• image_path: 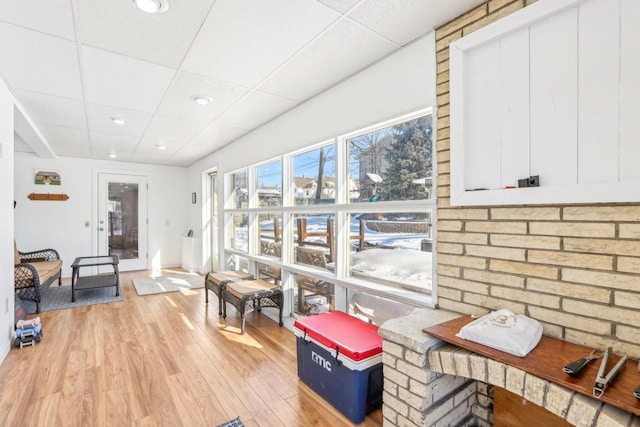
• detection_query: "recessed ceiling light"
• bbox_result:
[155,144,167,150]
[133,0,169,14]
[110,117,127,125]
[109,153,117,158]
[191,95,213,106]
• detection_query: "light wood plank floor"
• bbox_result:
[0,269,384,427]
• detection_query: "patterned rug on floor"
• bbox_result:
[20,283,123,314]
[132,273,204,296]
[216,417,245,427]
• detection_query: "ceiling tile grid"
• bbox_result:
[0,0,485,166]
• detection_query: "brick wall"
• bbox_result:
[435,0,640,357]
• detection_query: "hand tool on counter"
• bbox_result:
[563,348,602,377]
[593,347,627,398]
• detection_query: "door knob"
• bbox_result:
[99,227,104,231]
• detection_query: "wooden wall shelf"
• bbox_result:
[28,193,69,201]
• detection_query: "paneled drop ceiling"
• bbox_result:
[0,0,484,167]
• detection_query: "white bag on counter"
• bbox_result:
[456,309,543,357]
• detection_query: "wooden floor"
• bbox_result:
[0,269,384,427]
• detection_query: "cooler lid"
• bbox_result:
[293,311,382,361]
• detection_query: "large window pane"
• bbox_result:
[293,144,336,205]
[229,213,248,252]
[348,211,432,293]
[348,115,433,202]
[293,213,335,268]
[294,273,334,317]
[257,160,282,207]
[230,170,247,208]
[258,213,282,258]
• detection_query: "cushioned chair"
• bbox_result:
[14,242,63,313]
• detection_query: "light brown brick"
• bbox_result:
[437,59,449,74]
[486,359,506,388]
[466,244,526,261]
[463,293,525,313]
[437,93,450,108]
[437,242,464,255]
[436,49,449,65]
[437,149,450,162]
[436,138,450,152]
[614,291,640,310]
[620,224,640,239]
[437,71,450,85]
[436,4,487,39]
[564,206,640,221]
[490,207,560,220]
[463,2,524,35]
[436,186,450,198]
[565,237,640,256]
[490,234,560,250]
[437,265,461,277]
[437,174,450,186]
[565,329,640,359]
[439,209,489,220]
[595,404,634,427]
[523,373,547,406]
[439,276,489,294]
[464,269,525,288]
[439,254,487,270]
[505,366,525,396]
[438,162,450,174]
[436,113,449,129]
[490,259,558,280]
[438,287,462,301]
[562,268,640,291]
[491,286,560,309]
[616,325,640,344]
[437,298,489,317]
[436,30,463,52]
[529,222,615,237]
[439,231,487,244]
[466,221,527,234]
[489,0,523,13]
[528,306,611,335]
[566,394,599,427]
[438,103,450,118]
[618,257,640,274]
[563,299,640,325]
[527,250,613,270]
[545,383,574,420]
[527,278,610,303]
[436,82,450,98]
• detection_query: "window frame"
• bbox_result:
[223,108,437,309]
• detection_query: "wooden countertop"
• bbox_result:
[423,316,640,416]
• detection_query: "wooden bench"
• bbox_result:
[222,279,284,334]
[204,271,253,315]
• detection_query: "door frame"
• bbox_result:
[94,169,148,272]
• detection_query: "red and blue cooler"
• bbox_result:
[293,311,383,423]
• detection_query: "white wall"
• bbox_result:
[187,32,437,271]
[14,154,189,277]
[0,81,15,362]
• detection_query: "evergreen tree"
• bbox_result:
[379,116,432,200]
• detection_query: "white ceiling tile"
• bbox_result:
[349,0,486,45]
[0,0,76,40]
[174,143,216,158]
[157,71,249,121]
[218,91,298,130]
[73,0,215,68]
[81,45,175,113]
[89,132,140,154]
[129,150,176,165]
[135,138,183,155]
[181,0,340,87]
[189,122,247,148]
[0,22,83,99]
[37,124,90,148]
[86,103,152,137]
[14,90,87,129]
[144,115,208,143]
[317,0,360,14]
[259,18,397,102]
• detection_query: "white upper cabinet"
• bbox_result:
[450,0,640,206]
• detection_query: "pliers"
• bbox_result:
[563,348,602,377]
[593,347,627,398]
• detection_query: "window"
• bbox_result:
[223,110,435,318]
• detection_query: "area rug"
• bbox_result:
[132,273,204,296]
[217,417,244,427]
[20,284,123,314]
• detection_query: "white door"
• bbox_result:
[97,173,148,271]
